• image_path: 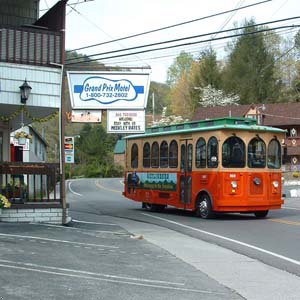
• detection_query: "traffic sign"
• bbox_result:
[64,136,74,163]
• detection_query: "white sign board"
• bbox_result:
[107,110,145,133]
[67,71,151,109]
[64,136,74,164]
[71,110,102,123]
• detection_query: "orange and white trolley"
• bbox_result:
[123,117,285,218]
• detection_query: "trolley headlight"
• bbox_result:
[272,181,279,188]
[231,181,238,189]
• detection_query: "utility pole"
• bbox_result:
[60,0,67,224]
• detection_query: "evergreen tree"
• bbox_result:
[222,19,278,104]
[190,48,222,112]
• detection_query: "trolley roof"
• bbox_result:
[124,117,286,140]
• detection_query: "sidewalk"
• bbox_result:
[113,215,300,300]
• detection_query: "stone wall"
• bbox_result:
[0,208,67,224]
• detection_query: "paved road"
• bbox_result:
[1,178,300,299]
[0,179,243,300]
[68,178,300,299]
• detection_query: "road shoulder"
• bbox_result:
[113,216,300,300]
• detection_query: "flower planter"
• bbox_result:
[17,137,27,145]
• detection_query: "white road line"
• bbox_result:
[72,219,118,226]
[283,206,300,211]
[0,233,118,249]
[0,259,183,286]
[0,262,226,295]
[142,213,300,267]
[68,181,82,197]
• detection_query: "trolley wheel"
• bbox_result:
[254,210,269,218]
[195,194,215,219]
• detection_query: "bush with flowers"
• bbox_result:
[14,131,32,139]
[0,194,11,208]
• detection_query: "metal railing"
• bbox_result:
[0,26,62,67]
[0,162,61,204]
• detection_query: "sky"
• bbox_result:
[40,0,300,83]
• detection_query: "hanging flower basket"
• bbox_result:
[0,194,11,209]
[18,137,27,145]
[14,131,32,145]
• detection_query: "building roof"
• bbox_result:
[125,117,285,140]
[28,125,48,147]
[192,103,300,127]
[114,139,126,154]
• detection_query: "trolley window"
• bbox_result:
[196,138,206,168]
[207,137,218,168]
[181,144,186,171]
[188,144,193,172]
[268,139,281,169]
[160,141,168,168]
[169,140,178,168]
[143,142,150,168]
[222,136,245,168]
[131,143,138,168]
[151,142,159,168]
[248,138,266,168]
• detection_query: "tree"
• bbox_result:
[151,107,188,126]
[146,81,170,117]
[169,72,192,119]
[222,19,278,104]
[189,48,222,112]
[75,124,119,177]
[196,48,221,89]
[166,51,194,86]
[198,85,240,107]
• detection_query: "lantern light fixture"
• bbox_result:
[19,79,32,104]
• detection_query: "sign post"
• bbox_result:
[64,136,74,164]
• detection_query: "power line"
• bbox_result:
[78,26,298,67]
[66,17,300,64]
[66,0,150,68]
[66,24,300,66]
[67,0,272,53]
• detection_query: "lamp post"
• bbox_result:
[19,79,32,104]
